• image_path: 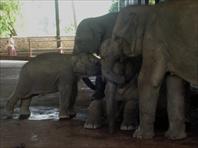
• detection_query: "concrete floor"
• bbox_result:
[0,60,198,148]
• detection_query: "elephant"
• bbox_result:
[101,0,198,139]
[73,12,118,100]
[102,40,191,135]
[5,52,100,120]
[87,39,169,132]
[84,53,142,131]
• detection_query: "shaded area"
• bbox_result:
[1,120,198,148]
[0,60,198,148]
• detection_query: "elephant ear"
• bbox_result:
[74,19,103,54]
[113,12,144,57]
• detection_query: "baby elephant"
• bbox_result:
[84,80,139,131]
[5,52,100,119]
[84,57,141,131]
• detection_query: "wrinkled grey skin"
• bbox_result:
[101,0,198,139]
[85,40,169,132]
[84,55,141,131]
[73,13,118,54]
[5,52,100,120]
[88,39,168,132]
[73,13,118,99]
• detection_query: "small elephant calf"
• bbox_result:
[5,52,100,119]
[84,57,141,131]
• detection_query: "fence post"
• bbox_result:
[28,38,32,57]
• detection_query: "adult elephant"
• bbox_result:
[73,12,118,100]
[101,0,198,139]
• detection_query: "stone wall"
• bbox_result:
[0,36,74,54]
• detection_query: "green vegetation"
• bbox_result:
[0,0,20,37]
[109,0,119,13]
[64,23,76,35]
[149,0,156,5]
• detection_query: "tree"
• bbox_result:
[109,0,119,13]
[0,0,20,37]
[64,23,76,35]
[145,0,160,5]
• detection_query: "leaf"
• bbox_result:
[0,0,20,37]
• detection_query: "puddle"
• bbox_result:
[29,107,59,120]
[10,106,88,121]
[0,60,27,68]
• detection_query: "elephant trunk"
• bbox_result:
[101,58,125,85]
[105,82,117,133]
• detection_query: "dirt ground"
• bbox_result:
[0,60,198,148]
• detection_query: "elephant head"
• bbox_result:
[72,53,101,77]
[73,19,102,54]
[72,13,118,92]
[100,38,142,133]
[101,6,149,84]
[100,39,126,84]
[73,13,117,55]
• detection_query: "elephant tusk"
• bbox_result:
[92,53,101,60]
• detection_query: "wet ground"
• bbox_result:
[0,60,198,148]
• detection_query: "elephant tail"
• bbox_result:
[82,77,96,90]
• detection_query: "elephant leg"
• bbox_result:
[59,80,77,120]
[5,92,20,118]
[105,82,118,133]
[84,99,104,129]
[19,98,31,120]
[133,52,166,139]
[165,75,186,140]
[120,99,139,131]
[67,78,78,117]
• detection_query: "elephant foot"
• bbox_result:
[4,105,14,119]
[133,126,154,139]
[120,116,138,131]
[165,129,187,140]
[120,122,138,131]
[84,100,104,129]
[19,109,30,120]
[19,114,30,120]
[59,111,76,120]
[84,121,102,129]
